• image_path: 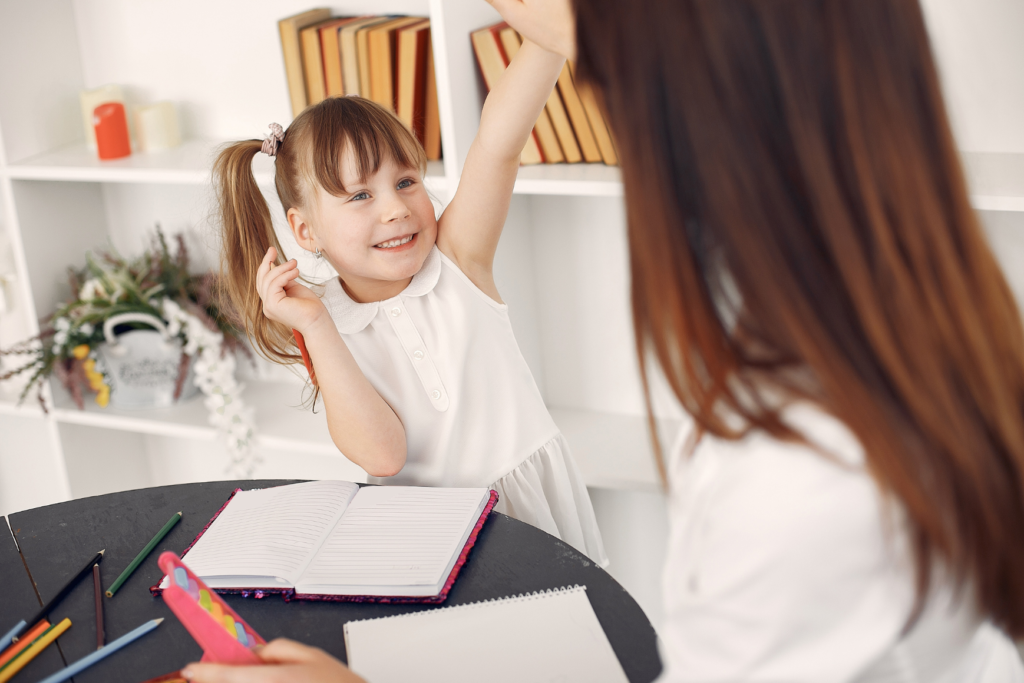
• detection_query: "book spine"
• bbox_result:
[557,63,602,162]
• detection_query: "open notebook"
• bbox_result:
[345,585,629,683]
[154,481,496,602]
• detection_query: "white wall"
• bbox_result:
[921,0,1024,153]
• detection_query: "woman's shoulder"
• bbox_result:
[689,404,897,574]
[661,405,917,680]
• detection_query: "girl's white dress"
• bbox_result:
[320,246,608,566]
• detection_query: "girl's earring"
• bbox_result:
[314,246,323,260]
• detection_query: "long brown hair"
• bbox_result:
[575,0,1024,633]
[214,96,426,365]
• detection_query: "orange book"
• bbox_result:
[498,27,569,164]
[556,63,602,162]
[278,8,331,116]
[300,21,330,107]
[569,62,618,165]
[424,33,442,161]
[471,23,543,165]
[341,16,392,97]
[396,19,431,143]
[368,16,426,111]
[320,17,361,98]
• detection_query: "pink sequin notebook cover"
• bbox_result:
[151,487,498,605]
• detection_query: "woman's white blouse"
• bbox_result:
[658,404,1024,682]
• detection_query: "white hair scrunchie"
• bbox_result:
[261,123,284,157]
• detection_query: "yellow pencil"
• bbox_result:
[0,618,71,683]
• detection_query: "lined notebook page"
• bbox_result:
[182,480,360,586]
[345,585,629,683]
[296,487,487,593]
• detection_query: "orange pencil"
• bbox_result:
[0,621,50,668]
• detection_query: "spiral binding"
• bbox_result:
[344,585,586,626]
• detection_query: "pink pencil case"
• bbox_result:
[158,552,266,664]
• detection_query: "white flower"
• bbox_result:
[54,330,68,346]
[52,343,61,354]
[54,317,71,332]
[80,322,94,336]
[79,279,106,302]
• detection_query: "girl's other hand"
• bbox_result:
[256,247,328,333]
[182,638,366,683]
[485,0,576,60]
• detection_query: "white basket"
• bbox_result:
[96,313,198,409]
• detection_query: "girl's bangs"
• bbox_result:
[308,97,425,197]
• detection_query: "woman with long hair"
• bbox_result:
[185,1,1024,680]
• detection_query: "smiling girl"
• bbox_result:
[213,39,606,565]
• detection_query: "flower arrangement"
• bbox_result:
[0,229,260,477]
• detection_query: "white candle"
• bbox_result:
[80,85,124,151]
[135,102,181,152]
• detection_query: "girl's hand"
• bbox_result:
[256,247,328,333]
[182,638,366,683]
[485,0,575,60]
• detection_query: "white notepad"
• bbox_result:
[344,585,630,683]
[163,481,492,598]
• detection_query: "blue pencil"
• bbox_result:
[34,618,164,683]
[0,621,25,650]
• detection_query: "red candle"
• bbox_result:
[93,102,131,160]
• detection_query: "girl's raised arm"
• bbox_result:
[435,39,564,298]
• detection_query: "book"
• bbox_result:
[557,63,603,162]
[341,16,393,97]
[569,61,619,165]
[344,585,630,683]
[278,8,331,117]
[424,33,442,160]
[368,17,426,111]
[471,23,544,165]
[154,481,497,602]
[300,21,330,107]
[396,19,431,142]
[497,27,570,164]
[320,17,361,98]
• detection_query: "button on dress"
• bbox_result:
[321,246,608,566]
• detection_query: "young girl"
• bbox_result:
[214,39,607,565]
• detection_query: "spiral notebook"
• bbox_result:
[344,585,629,682]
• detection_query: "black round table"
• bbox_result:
[7,480,662,683]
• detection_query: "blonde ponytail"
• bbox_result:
[214,140,298,365]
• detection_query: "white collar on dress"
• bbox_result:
[321,246,442,334]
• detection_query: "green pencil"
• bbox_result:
[105,511,182,598]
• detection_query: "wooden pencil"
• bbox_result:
[0,619,71,683]
[11,549,103,643]
[106,512,181,598]
[0,621,49,668]
[92,563,103,649]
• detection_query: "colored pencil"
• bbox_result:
[0,622,59,677]
[0,621,24,651]
[0,621,49,668]
[0,618,71,683]
[106,512,181,598]
[35,618,163,683]
[7,549,103,644]
[93,563,104,649]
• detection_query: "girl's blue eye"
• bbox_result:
[397,179,414,190]
[352,191,370,201]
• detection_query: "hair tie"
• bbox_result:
[261,123,284,157]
